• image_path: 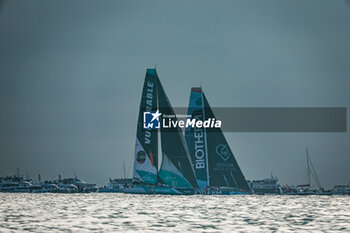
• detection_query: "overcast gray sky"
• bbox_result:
[1,0,349,188]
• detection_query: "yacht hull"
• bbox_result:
[123,185,194,195]
[194,188,250,195]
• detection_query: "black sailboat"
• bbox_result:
[157,75,198,191]
[185,87,250,194]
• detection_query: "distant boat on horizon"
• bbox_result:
[284,149,332,195]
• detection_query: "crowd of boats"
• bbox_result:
[0,170,98,193]
[1,171,349,195]
[1,68,349,196]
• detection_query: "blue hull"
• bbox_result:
[123,185,194,195]
[194,188,251,195]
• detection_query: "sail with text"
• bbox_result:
[186,87,250,191]
[133,69,158,185]
[156,74,198,188]
[185,87,209,189]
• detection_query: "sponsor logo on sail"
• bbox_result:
[136,150,146,164]
[216,144,231,161]
[194,125,205,169]
[143,81,156,144]
[192,114,206,170]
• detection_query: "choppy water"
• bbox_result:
[1,194,350,232]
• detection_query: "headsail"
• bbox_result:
[203,92,250,190]
[156,73,198,188]
[133,69,158,184]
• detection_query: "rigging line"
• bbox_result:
[178,161,184,177]
[230,171,238,188]
[127,156,133,178]
[223,174,229,187]
[309,157,322,189]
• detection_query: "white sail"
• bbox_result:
[133,138,158,184]
[158,153,192,188]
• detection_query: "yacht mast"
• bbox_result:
[123,160,126,179]
[306,149,311,187]
[200,86,210,187]
[306,149,322,190]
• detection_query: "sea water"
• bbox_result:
[1,193,349,232]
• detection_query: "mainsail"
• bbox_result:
[156,73,198,188]
[186,87,250,191]
[185,88,209,188]
[133,69,158,184]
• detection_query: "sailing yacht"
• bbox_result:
[284,149,332,195]
[124,68,198,195]
[185,87,251,195]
